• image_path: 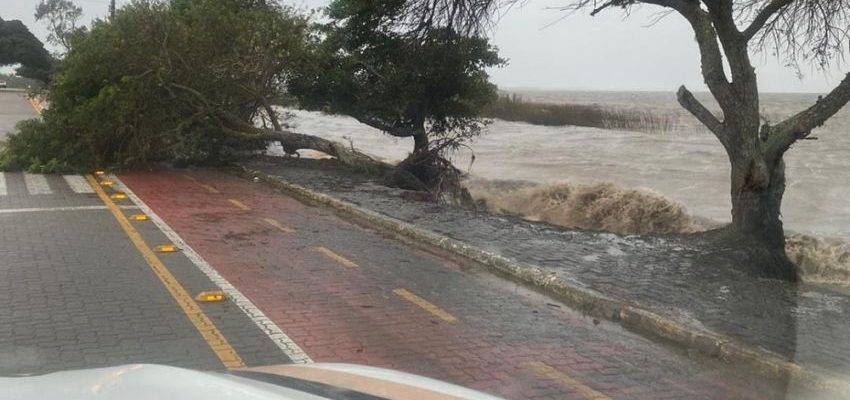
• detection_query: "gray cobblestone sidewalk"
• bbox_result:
[246,157,850,381]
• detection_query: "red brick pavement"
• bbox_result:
[119,169,790,400]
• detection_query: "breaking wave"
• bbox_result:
[464,179,697,235]
[465,178,850,285]
[786,234,850,285]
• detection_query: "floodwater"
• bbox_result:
[270,91,850,283]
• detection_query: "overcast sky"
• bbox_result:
[3,0,847,93]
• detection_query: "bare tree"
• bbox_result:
[399,0,850,280]
[35,0,83,53]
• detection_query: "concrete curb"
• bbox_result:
[236,164,850,394]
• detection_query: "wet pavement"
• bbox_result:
[245,157,850,386]
[0,171,290,374]
[120,168,803,399]
[0,93,289,375]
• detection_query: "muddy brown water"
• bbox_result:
[268,91,850,283]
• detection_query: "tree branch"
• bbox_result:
[675,3,740,113]
[677,85,724,135]
[222,125,391,172]
[589,0,625,16]
[741,0,794,40]
[165,80,393,172]
[585,0,686,16]
[352,114,424,138]
[260,98,282,131]
[767,71,850,158]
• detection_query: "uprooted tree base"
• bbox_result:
[390,149,474,205]
[692,227,799,282]
[255,130,472,205]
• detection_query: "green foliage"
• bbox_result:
[290,0,503,154]
[0,119,78,173]
[0,18,54,82]
[1,0,309,171]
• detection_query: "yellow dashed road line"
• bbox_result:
[28,97,44,114]
[86,175,245,369]
[527,361,610,400]
[315,246,358,268]
[393,288,457,323]
[228,199,251,210]
[264,218,295,234]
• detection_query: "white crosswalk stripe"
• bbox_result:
[0,173,6,196]
[63,175,95,194]
[23,173,52,195]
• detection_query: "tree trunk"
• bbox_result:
[413,132,429,152]
[261,99,282,132]
[727,153,798,281]
[221,124,393,174]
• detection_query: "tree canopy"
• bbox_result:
[1,0,312,172]
[392,0,850,70]
[0,17,53,82]
[2,0,503,199]
[291,0,503,155]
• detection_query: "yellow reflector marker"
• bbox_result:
[110,193,127,200]
[196,291,226,302]
[154,245,179,253]
[83,174,244,369]
[101,179,114,186]
[130,215,149,221]
[95,171,106,176]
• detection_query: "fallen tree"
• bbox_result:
[1,0,389,174]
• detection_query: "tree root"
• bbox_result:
[693,227,800,282]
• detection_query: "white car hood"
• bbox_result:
[0,363,506,400]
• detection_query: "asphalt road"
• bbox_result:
[0,90,36,140]
[0,94,289,376]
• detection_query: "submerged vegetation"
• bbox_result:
[483,94,676,133]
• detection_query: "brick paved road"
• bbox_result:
[120,169,814,399]
[246,157,850,386]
